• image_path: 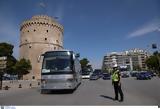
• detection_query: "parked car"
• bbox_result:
[121,73,129,78]
[102,73,111,80]
[93,69,102,78]
[152,73,157,77]
[130,72,138,77]
[141,71,153,78]
[136,72,151,80]
[90,74,100,80]
[146,71,156,77]
[99,73,103,78]
[2,74,18,80]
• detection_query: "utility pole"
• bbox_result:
[152,44,160,75]
[0,56,7,90]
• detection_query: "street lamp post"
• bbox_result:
[0,56,7,90]
[151,44,160,75]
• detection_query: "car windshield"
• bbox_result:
[42,56,71,73]
[92,74,97,76]
[103,74,110,76]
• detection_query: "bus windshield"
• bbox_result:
[82,71,90,75]
[42,56,71,73]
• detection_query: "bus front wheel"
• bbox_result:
[41,89,47,94]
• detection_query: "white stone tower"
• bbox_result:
[20,15,63,80]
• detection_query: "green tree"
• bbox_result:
[145,52,160,75]
[133,65,141,71]
[153,51,159,56]
[80,58,89,68]
[80,58,92,72]
[0,42,17,89]
[14,58,32,80]
[6,56,17,75]
[0,42,14,56]
[0,43,17,74]
[102,68,110,73]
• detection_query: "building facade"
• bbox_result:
[102,48,148,71]
[20,15,63,80]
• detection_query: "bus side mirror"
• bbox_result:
[37,54,44,63]
[75,53,80,58]
[71,60,75,71]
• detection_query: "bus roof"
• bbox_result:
[44,50,73,54]
[43,50,75,57]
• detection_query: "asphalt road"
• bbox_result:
[0,77,160,106]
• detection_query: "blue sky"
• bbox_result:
[0,0,160,69]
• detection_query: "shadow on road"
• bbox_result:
[100,95,115,101]
[50,90,74,94]
[40,89,75,95]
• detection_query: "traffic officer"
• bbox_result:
[112,65,124,102]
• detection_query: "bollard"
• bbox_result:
[38,82,40,86]
[29,83,32,88]
[19,84,22,88]
[4,86,9,90]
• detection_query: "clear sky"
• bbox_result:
[0,0,160,69]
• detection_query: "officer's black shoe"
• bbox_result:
[119,99,123,102]
[113,98,118,101]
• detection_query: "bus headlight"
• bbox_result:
[67,78,74,82]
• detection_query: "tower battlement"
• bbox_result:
[20,15,63,33]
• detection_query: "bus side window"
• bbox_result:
[75,59,80,73]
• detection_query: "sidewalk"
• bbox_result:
[0,80,40,92]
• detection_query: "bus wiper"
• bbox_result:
[50,69,72,72]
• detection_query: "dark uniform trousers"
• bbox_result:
[113,81,124,101]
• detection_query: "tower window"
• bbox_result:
[29,45,31,48]
[46,30,48,33]
[32,76,35,79]
[56,40,59,43]
[34,29,36,32]
[45,38,47,40]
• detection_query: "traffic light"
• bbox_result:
[152,44,157,49]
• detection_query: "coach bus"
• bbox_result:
[40,50,82,93]
[81,67,93,79]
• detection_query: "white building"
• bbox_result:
[102,48,149,71]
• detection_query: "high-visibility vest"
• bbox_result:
[112,71,119,82]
